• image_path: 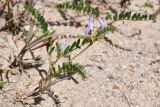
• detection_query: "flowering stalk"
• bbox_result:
[71,15,107,60]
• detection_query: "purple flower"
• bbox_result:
[98,17,107,28]
[85,15,94,35]
[84,15,107,35]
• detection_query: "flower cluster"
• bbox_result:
[85,15,107,35]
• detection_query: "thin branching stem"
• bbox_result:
[71,44,91,60]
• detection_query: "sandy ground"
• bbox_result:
[0,0,160,107]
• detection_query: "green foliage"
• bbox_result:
[63,39,81,55]
[25,6,48,34]
[56,1,155,21]
[54,39,82,58]
[47,43,55,56]
[25,6,55,55]
[112,11,155,21]
[63,45,71,55]
[105,12,112,20]
[96,25,116,37]
[56,42,63,58]
[56,0,99,17]
[81,37,93,45]
[0,81,6,89]
[26,23,34,43]
[62,25,116,56]
[143,1,154,9]
[51,62,86,79]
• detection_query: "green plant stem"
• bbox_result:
[70,44,91,61]
[51,41,83,66]
[51,36,95,66]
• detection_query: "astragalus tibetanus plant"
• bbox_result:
[0,0,156,105]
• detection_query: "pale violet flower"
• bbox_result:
[85,15,107,35]
[98,17,107,28]
[85,15,94,35]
